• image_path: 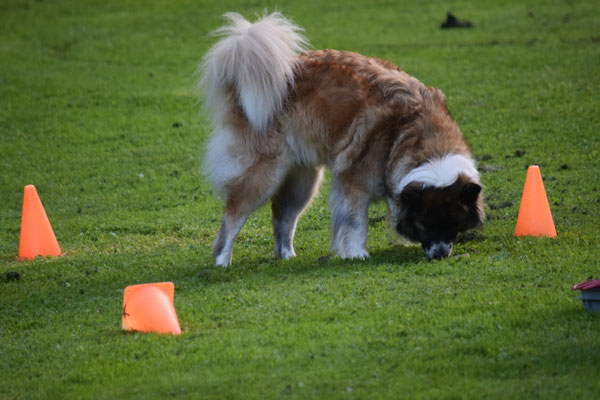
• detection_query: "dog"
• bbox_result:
[197,12,484,266]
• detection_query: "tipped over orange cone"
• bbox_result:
[122,282,182,335]
[515,166,556,237]
[19,185,62,261]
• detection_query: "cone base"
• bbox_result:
[18,253,64,262]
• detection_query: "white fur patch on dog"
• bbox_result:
[203,127,247,197]
[397,153,479,192]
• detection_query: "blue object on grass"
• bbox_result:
[573,279,600,314]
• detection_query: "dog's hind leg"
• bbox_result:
[212,215,247,267]
[271,166,324,259]
[212,157,287,267]
[329,177,371,260]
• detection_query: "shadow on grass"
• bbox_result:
[189,244,427,287]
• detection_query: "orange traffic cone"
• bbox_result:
[19,185,62,260]
[122,282,182,335]
[514,165,556,237]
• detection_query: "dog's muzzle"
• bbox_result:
[423,241,453,259]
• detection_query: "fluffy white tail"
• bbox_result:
[198,12,309,132]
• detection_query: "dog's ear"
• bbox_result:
[461,182,484,228]
[400,184,424,211]
[460,182,482,204]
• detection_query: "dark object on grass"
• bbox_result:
[572,279,600,314]
[368,215,385,226]
[1,271,21,283]
[525,38,538,46]
[441,12,473,29]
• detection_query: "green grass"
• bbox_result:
[1,0,600,398]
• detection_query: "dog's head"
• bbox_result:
[394,174,484,259]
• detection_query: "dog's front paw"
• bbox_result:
[275,246,296,260]
[339,248,369,260]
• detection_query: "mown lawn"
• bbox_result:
[1,0,599,398]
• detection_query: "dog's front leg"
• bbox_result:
[329,178,370,260]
